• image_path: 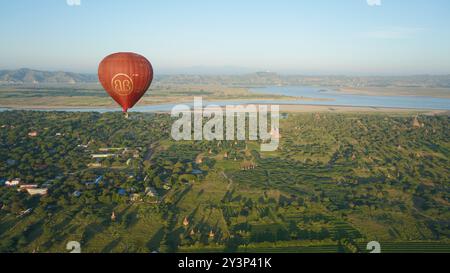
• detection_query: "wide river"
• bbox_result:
[0,86,449,112]
[250,86,450,110]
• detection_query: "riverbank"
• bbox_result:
[279,104,449,115]
[1,103,448,115]
[337,86,450,99]
[250,86,450,110]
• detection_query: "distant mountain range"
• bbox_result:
[0,68,97,84]
[1,68,449,88]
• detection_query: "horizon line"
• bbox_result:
[1,67,450,78]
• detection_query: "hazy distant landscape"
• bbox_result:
[1,69,450,112]
[2,69,450,90]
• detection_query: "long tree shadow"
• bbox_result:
[123,209,139,229]
[24,220,44,243]
[165,226,185,253]
[53,216,74,233]
[81,222,107,244]
[102,238,122,253]
[146,228,166,252]
[189,206,199,220]
[173,185,192,207]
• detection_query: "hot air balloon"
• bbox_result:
[98,52,153,117]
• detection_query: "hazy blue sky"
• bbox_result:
[1,0,449,75]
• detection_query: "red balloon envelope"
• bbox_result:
[98,52,153,112]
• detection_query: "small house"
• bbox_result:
[26,188,48,196]
[5,178,21,187]
[20,184,38,189]
[19,184,38,191]
[91,154,116,159]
